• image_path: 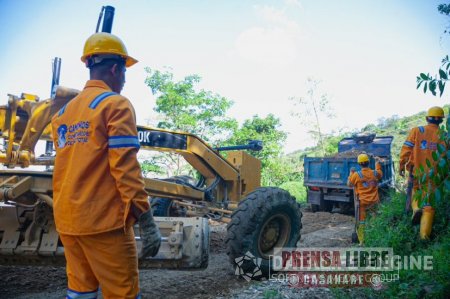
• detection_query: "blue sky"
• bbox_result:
[0,0,448,153]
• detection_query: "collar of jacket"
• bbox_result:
[84,80,113,91]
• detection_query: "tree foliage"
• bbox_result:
[416,55,450,97]
[143,67,237,176]
[224,114,288,186]
[438,3,450,34]
[145,67,237,142]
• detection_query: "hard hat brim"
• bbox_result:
[125,56,138,67]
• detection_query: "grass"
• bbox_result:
[332,191,450,298]
[262,289,281,299]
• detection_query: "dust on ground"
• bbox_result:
[0,209,355,299]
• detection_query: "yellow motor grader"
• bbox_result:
[0,6,302,276]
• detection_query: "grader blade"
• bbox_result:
[137,217,209,269]
[0,202,209,269]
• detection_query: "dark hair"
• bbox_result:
[359,161,369,167]
[426,116,444,125]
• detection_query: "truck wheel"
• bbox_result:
[151,176,196,216]
[311,204,320,213]
[351,232,359,244]
[226,187,302,276]
[320,199,333,212]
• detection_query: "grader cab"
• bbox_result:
[0,6,302,275]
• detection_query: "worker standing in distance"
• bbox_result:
[399,106,445,240]
[51,32,161,298]
[347,154,383,245]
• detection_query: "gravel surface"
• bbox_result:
[0,210,357,299]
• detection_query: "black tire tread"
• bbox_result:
[225,187,302,275]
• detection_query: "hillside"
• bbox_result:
[288,105,449,163]
[278,105,449,203]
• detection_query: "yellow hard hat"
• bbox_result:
[427,106,444,118]
[357,154,369,164]
[81,32,138,67]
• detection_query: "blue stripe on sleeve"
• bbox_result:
[89,92,117,109]
[108,136,140,149]
[404,141,414,147]
[58,104,67,116]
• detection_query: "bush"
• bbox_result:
[279,181,306,203]
[363,192,450,298]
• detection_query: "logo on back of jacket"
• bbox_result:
[420,140,437,151]
[362,179,378,188]
[57,121,90,148]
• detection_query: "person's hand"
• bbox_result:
[138,210,161,259]
[350,167,356,174]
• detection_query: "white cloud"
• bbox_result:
[255,5,301,33]
[233,4,303,67]
[234,27,297,66]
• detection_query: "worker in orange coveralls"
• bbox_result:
[51,32,161,299]
[347,153,383,244]
[399,106,445,240]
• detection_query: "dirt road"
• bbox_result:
[0,210,354,299]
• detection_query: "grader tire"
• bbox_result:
[226,187,302,276]
[151,197,173,216]
[151,176,196,217]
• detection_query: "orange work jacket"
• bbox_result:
[51,80,150,235]
[348,163,383,204]
[399,124,443,178]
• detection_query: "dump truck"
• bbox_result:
[0,6,302,276]
[303,134,394,213]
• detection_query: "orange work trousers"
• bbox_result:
[60,225,140,299]
[359,201,378,223]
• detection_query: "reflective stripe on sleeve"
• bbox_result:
[58,104,67,116]
[108,136,140,149]
[418,126,425,133]
[89,92,117,109]
[357,171,363,178]
[404,141,414,147]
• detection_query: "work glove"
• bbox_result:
[138,210,161,259]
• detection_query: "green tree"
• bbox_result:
[224,114,288,186]
[290,78,335,156]
[143,67,238,176]
[145,67,237,141]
